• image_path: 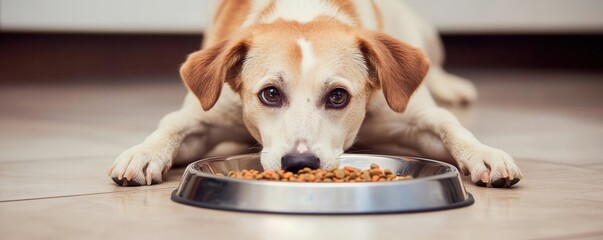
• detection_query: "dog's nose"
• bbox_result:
[281,154,320,172]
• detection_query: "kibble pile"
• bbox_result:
[217,163,412,182]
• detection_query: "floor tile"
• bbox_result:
[0,80,186,130]
[469,106,603,166]
[587,164,603,171]
[0,81,186,162]
[535,232,603,240]
[0,157,184,201]
[0,117,142,162]
[0,160,601,240]
[448,69,603,166]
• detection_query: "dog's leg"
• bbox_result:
[107,107,206,186]
[411,14,477,106]
[360,88,522,187]
[425,67,477,106]
[410,105,523,187]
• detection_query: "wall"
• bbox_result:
[1,0,602,34]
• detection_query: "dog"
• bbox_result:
[108,0,523,188]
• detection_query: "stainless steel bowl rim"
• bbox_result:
[186,153,461,187]
[172,153,474,214]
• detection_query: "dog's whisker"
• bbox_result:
[248,143,262,150]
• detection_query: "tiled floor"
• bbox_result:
[1,69,602,240]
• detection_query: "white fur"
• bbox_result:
[242,0,273,28]
[297,38,316,76]
[109,0,522,187]
[351,0,378,30]
[261,0,355,26]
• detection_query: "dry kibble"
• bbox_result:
[396,176,413,180]
[315,172,324,179]
[221,163,412,183]
[344,166,357,172]
[371,175,380,182]
[370,163,379,169]
[334,169,346,179]
[361,172,371,181]
[370,169,383,176]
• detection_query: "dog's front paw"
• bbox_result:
[108,143,173,186]
[456,145,523,188]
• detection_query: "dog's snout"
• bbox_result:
[281,154,320,172]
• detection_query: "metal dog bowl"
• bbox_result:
[171,154,474,214]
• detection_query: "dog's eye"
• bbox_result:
[259,86,282,107]
[326,88,349,109]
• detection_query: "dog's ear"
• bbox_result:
[357,32,430,112]
[180,39,249,111]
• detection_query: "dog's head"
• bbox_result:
[180,19,429,172]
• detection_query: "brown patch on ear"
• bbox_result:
[180,40,249,111]
[358,32,430,112]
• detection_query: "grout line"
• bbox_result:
[581,162,603,167]
[530,231,603,240]
[0,154,115,164]
[0,186,178,203]
[1,114,157,137]
[516,157,602,168]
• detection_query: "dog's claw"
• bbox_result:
[490,178,507,188]
[475,177,520,188]
[112,177,142,187]
[475,180,487,187]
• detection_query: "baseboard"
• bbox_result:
[1,33,601,83]
[442,34,603,69]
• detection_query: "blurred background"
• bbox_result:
[1,0,602,82]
